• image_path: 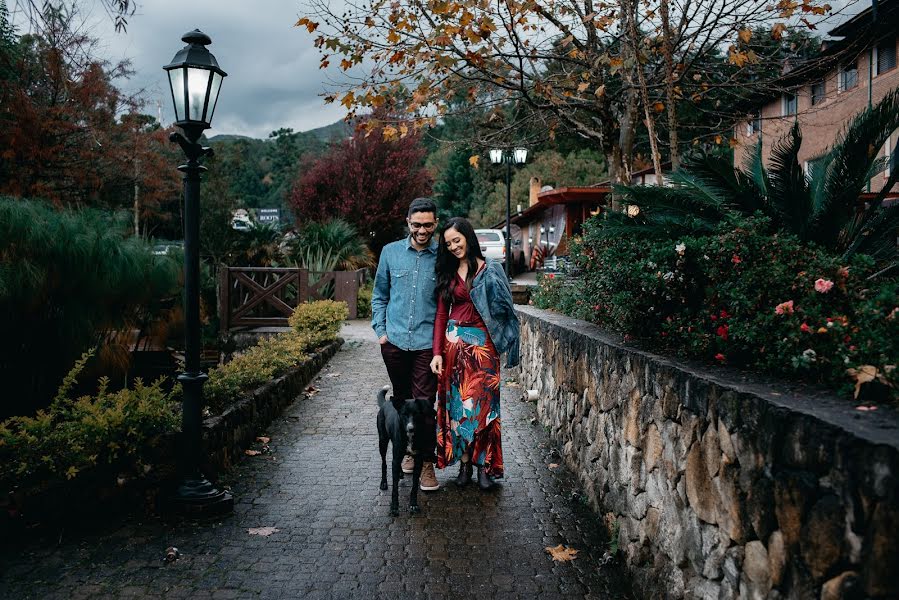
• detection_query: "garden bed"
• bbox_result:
[0,337,343,541]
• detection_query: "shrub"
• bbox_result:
[204,331,309,413]
[0,350,180,495]
[543,215,898,401]
[0,198,180,416]
[288,299,348,347]
[356,281,373,319]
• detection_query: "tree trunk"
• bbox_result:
[624,0,663,182]
[659,0,679,172]
[133,157,140,236]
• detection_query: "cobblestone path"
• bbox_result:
[0,321,631,599]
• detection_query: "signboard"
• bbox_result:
[258,208,280,224]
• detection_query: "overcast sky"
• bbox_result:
[76,0,350,139]
[13,0,868,140]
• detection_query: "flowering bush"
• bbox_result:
[538,215,898,402]
[0,350,180,495]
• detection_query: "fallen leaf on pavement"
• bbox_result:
[548,463,559,469]
[248,527,279,536]
[855,405,878,412]
[245,449,261,456]
[305,386,320,397]
[256,436,270,444]
[546,544,579,562]
[163,546,180,563]
[326,372,341,378]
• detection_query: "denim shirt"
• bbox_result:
[371,236,438,351]
[469,260,521,368]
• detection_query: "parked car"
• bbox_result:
[474,229,525,275]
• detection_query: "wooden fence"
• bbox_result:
[218,267,367,331]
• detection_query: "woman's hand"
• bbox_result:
[430,355,443,376]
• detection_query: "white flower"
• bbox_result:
[663,272,675,281]
[801,348,817,362]
[675,243,686,255]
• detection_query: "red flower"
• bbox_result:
[716,324,729,340]
[547,273,555,279]
[731,254,742,264]
[715,353,726,362]
[710,314,717,321]
[800,323,811,333]
[719,310,730,319]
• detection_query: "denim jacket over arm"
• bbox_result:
[469,260,521,368]
[371,236,438,351]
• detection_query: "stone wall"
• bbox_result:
[201,337,343,476]
[514,306,899,600]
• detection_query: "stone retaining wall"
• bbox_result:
[201,337,343,476]
[514,306,899,600]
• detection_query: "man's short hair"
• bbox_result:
[407,197,437,218]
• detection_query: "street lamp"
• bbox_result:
[489,147,528,278]
[163,29,232,517]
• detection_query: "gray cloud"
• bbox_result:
[87,0,348,138]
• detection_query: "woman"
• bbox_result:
[430,217,520,490]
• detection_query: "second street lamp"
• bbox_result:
[163,29,232,517]
[489,147,528,278]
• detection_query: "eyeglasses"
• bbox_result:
[409,221,437,230]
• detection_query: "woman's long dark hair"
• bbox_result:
[435,217,485,305]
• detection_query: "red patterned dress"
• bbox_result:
[433,266,504,478]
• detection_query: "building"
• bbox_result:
[734,0,899,191]
[494,165,670,271]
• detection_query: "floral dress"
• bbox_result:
[433,267,503,478]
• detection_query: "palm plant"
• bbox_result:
[284,219,374,273]
[604,87,899,265]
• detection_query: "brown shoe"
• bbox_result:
[401,455,414,474]
[419,462,439,491]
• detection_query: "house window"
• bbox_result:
[811,81,826,105]
[804,156,825,180]
[885,134,894,180]
[782,93,797,117]
[839,62,859,91]
[747,111,762,135]
[876,38,897,75]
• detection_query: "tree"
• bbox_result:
[0,7,133,204]
[299,0,837,187]
[288,117,433,253]
[432,146,477,221]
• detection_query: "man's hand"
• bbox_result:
[430,355,443,376]
[379,335,388,345]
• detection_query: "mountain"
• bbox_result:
[305,120,352,142]
[205,133,256,144]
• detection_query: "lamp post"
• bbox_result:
[489,147,528,278]
[163,29,232,516]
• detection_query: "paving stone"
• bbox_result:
[0,321,631,599]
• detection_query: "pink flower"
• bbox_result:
[714,353,726,362]
[800,323,811,333]
[547,273,555,279]
[815,278,834,293]
[774,300,794,315]
[731,254,742,264]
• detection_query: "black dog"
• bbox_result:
[376,386,437,516]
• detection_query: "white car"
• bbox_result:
[475,229,506,264]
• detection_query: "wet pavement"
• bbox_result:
[0,320,631,599]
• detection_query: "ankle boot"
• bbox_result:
[477,466,494,490]
[456,461,472,486]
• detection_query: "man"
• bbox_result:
[371,197,440,491]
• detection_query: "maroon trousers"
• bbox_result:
[379,341,437,402]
